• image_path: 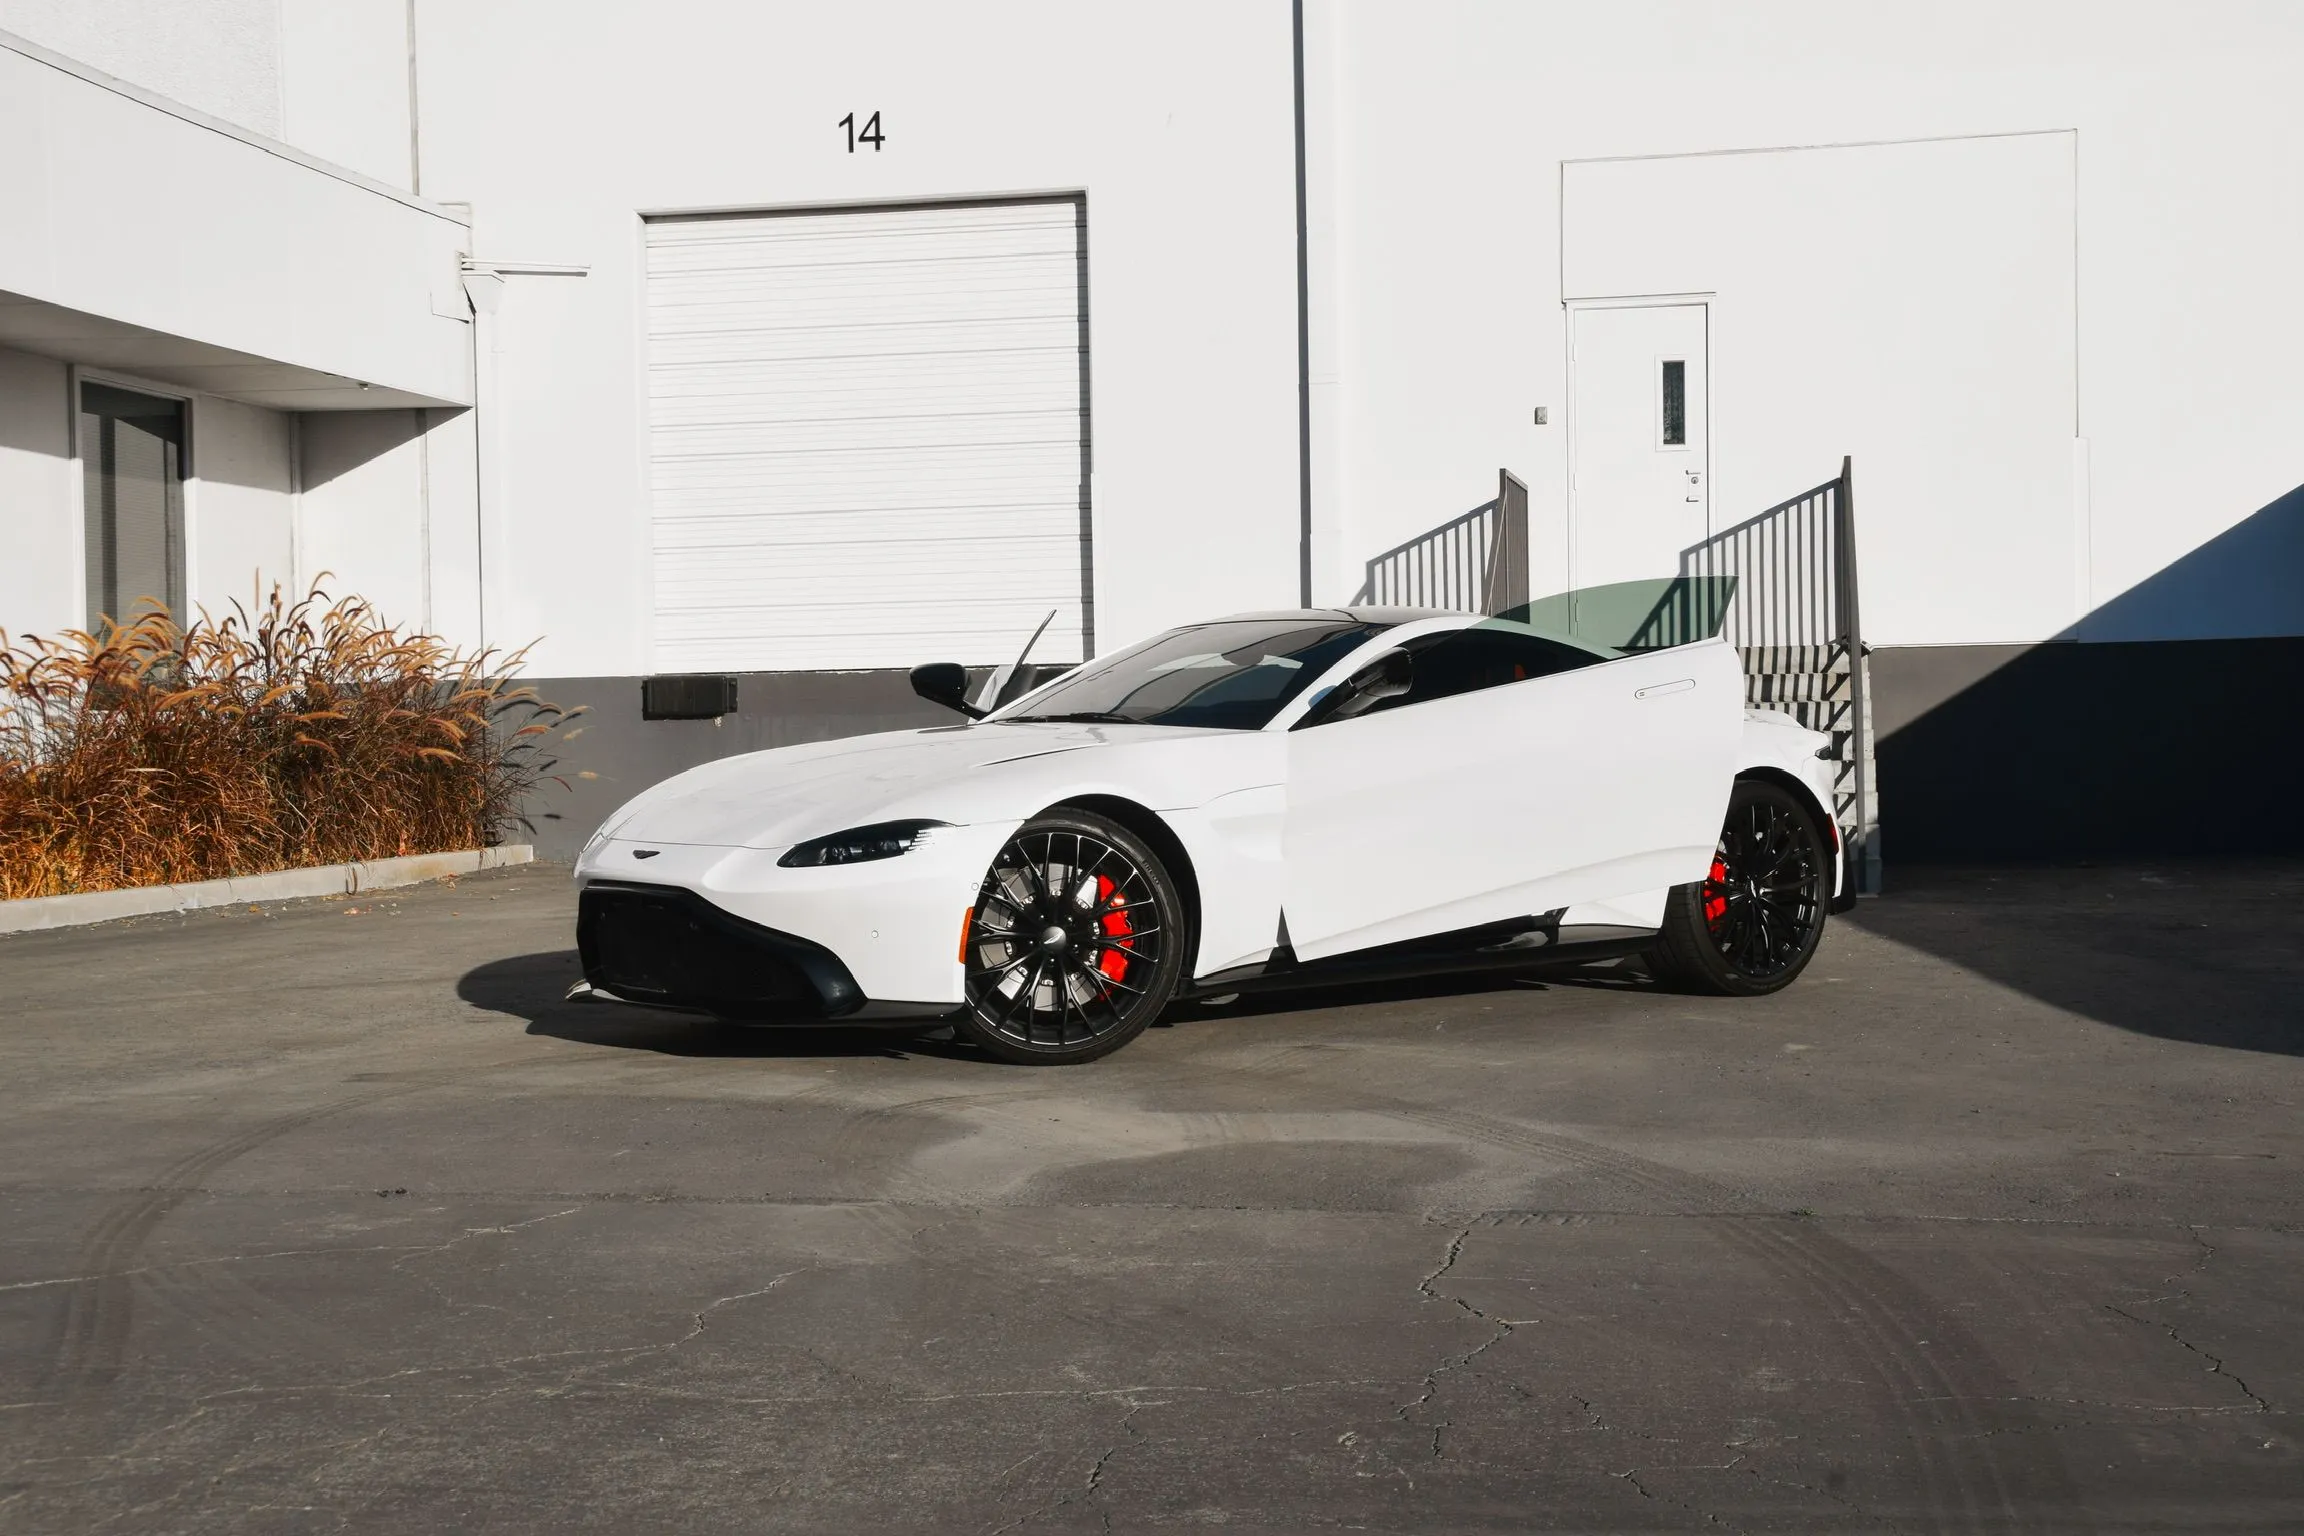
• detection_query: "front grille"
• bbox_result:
[577,882,862,1020]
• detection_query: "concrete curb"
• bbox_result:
[0,846,535,934]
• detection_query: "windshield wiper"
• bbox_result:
[1000,710,1141,725]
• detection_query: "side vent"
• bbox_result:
[641,674,738,721]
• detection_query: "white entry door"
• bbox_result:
[1569,303,1709,589]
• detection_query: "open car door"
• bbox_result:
[1281,623,1742,962]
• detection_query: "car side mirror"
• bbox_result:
[909,662,986,719]
[1323,646,1415,722]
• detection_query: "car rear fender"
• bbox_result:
[1735,710,1845,902]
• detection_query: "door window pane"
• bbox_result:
[1357,623,1612,718]
[81,383,186,628]
[1659,358,1686,447]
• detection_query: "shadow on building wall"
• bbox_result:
[1877,484,2304,862]
[298,406,432,493]
[1855,488,2302,1056]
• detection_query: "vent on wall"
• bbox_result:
[641,675,738,720]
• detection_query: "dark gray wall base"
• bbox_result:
[514,669,969,859]
[1871,636,2304,861]
[512,666,1066,860]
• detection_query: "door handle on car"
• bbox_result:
[1634,678,1695,699]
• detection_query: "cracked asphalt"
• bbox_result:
[1,860,2299,1532]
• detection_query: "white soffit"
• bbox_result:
[0,33,474,409]
[0,292,456,410]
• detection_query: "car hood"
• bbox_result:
[593,720,1212,850]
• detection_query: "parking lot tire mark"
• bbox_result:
[1380,1120,1985,1525]
[45,1050,576,1397]
[1176,1059,2076,1534]
[48,1087,416,1395]
[1705,1216,2041,1535]
[1400,1106,2077,1533]
[821,1087,1056,1196]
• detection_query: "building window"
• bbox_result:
[1659,358,1686,448]
[81,383,186,628]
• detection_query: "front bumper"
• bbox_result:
[578,881,874,1020]
[573,821,1018,1010]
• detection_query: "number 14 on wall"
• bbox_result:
[840,112,884,152]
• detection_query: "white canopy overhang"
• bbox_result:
[0,30,474,411]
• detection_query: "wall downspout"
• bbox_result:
[403,0,423,194]
[459,261,590,652]
[414,406,433,632]
[462,270,502,650]
[1292,0,1312,608]
[287,409,303,598]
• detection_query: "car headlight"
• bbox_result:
[777,819,951,868]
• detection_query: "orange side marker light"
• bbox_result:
[957,907,974,963]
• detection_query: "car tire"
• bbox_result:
[955,808,1188,1064]
[1645,777,1831,997]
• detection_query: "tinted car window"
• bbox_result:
[1357,622,1612,718]
[995,618,1392,731]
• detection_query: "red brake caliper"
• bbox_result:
[1701,857,1731,932]
[1094,874,1133,985]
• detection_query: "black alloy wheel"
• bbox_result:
[1645,777,1830,996]
[957,809,1187,1064]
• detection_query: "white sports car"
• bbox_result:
[574,609,1847,1063]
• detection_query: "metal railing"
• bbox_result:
[1353,470,1529,615]
[1628,479,1840,650]
[1347,458,1876,893]
[1634,457,1875,892]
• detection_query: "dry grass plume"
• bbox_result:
[0,585,577,900]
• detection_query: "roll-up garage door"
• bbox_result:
[644,197,1090,671]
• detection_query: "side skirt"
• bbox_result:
[1182,913,1659,1000]
[567,979,958,1029]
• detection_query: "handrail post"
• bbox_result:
[1483,469,1529,616]
[1834,454,1877,894]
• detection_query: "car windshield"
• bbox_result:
[994,617,1393,731]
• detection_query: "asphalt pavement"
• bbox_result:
[1,860,2298,1532]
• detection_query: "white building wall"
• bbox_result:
[413,0,1302,678]
[0,0,414,189]
[298,409,427,625]
[0,0,282,136]
[0,25,480,655]
[185,392,295,619]
[278,0,414,190]
[1313,0,2304,647]
[0,345,76,642]
[297,406,483,644]
[0,352,309,642]
[1562,134,2079,647]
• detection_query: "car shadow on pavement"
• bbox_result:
[459,950,970,1060]
[1843,861,2304,1058]
[1178,965,1635,1023]
[461,948,1646,1058]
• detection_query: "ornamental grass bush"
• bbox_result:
[0,586,576,901]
